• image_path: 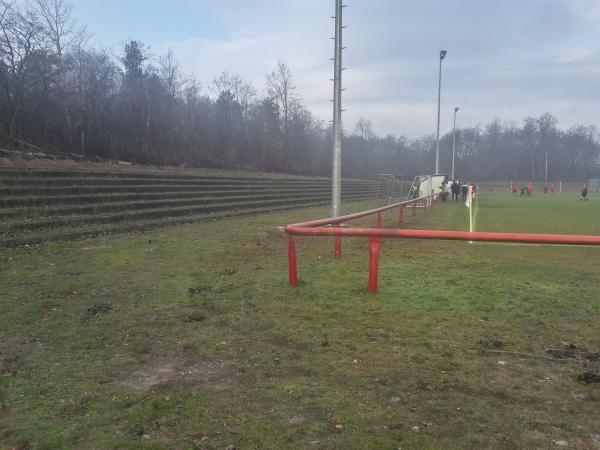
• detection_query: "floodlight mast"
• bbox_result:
[331,0,345,217]
[435,50,447,175]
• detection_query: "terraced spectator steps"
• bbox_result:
[0,169,380,247]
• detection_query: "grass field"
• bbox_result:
[1,192,600,449]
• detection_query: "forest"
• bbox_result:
[1,0,599,181]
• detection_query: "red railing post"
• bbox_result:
[412,201,417,216]
[368,237,383,294]
[335,235,342,259]
[398,205,404,225]
[288,236,298,287]
[376,212,383,229]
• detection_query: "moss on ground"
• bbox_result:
[1,194,599,449]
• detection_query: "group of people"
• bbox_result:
[512,182,543,197]
[440,180,470,202]
[511,182,590,200]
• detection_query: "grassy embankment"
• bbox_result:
[1,193,599,449]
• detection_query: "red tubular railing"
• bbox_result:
[285,195,600,294]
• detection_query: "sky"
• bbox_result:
[72,0,600,139]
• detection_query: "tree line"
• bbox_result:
[1,0,598,181]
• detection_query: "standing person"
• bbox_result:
[544,185,548,194]
[439,183,447,202]
[520,184,526,197]
[527,182,533,197]
[461,182,469,202]
[512,182,517,197]
[410,183,418,200]
[581,183,589,201]
[550,184,556,194]
[443,182,451,202]
[451,180,460,202]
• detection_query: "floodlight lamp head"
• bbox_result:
[440,50,447,60]
[455,107,460,112]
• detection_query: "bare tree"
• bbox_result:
[0,0,46,138]
[212,71,255,118]
[354,117,375,141]
[266,60,300,169]
[0,5,598,181]
[159,50,185,98]
[266,61,299,135]
[33,0,86,58]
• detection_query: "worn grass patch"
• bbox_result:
[1,194,599,449]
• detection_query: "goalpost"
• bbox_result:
[407,174,448,206]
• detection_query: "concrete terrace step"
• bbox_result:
[1,192,373,234]
[0,169,331,182]
[0,197,376,248]
[0,181,378,197]
[0,176,348,187]
[0,170,376,185]
[0,186,379,208]
[0,188,377,219]
[0,168,382,247]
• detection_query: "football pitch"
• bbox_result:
[1,192,599,449]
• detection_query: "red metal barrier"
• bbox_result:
[285,194,600,294]
[288,237,298,287]
[335,235,342,259]
[285,195,434,293]
[368,237,382,293]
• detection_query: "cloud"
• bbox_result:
[570,0,600,22]
[150,0,600,138]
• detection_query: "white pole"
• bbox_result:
[435,50,447,175]
[545,151,548,186]
[452,107,459,180]
[331,0,344,217]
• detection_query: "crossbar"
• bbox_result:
[286,226,600,245]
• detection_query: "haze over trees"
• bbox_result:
[0,0,598,181]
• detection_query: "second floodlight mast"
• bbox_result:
[435,49,447,175]
[332,0,346,217]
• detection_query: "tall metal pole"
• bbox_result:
[435,50,447,175]
[545,151,548,186]
[332,0,344,217]
[452,107,459,180]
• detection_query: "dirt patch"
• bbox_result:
[584,354,600,363]
[546,343,579,359]
[184,312,207,323]
[87,303,112,316]
[578,372,600,385]
[0,157,13,167]
[478,339,504,349]
[219,269,237,277]
[119,358,235,393]
[188,285,213,296]
[0,342,22,378]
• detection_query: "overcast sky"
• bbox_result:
[73,0,600,138]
